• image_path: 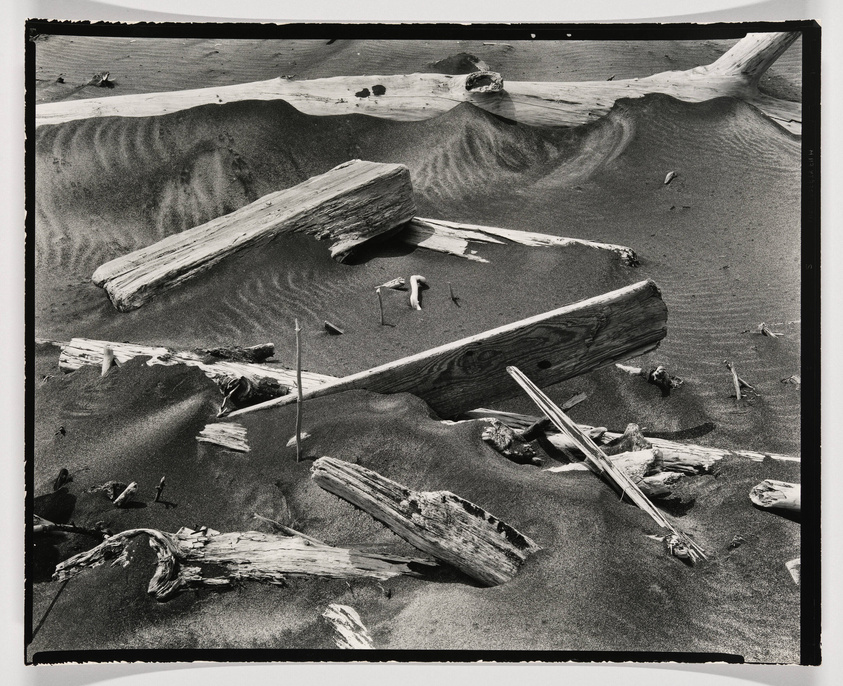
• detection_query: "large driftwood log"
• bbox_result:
[53,526,437,601]
[229,279,668,419]
[506,366,706,563]
[311,456,541,586]
[57,337,337,412]
[458,408,800,465]
[405,217,638,266]
[92,160,416,311]
[749,480,801,513]
[36,33,801,133]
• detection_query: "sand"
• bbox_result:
[28,34,805,663]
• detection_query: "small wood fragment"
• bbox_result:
[781,374,801,385]
[323,604,374,649]
[409,275,427,310]
[756,322,783,337]
[785,558,801,585]
[324,321,344,335]
[286,431,311,448]
[481,418,542,466]
[101,346,117,376]
[53,468,71,491]
[197,422,250,452]
[375,277,406,290]
[311,456,541,586]
[376,287,386,326]
[113,482,138,508]
[749,480,801,513]
[194,343,275,364]
[615,363,683,396]
[664,171,677,185]
[724,359,744,401]
[154,477,166,503]
[32,515,109,540]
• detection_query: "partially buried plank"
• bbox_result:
[92,160,416,311]
[311,456,541,586]
[228,279,668,419]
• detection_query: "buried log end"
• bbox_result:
[749,479,801,513]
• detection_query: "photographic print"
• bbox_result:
[25,21,819,665]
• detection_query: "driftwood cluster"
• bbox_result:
[36,32,803,646]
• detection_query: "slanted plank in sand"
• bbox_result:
[405,217,638,266]
[53,526,437,601]
[228,279,668,419]
[36,33,801,133]
[92,160,416,311]
[57,337,337,411]
[323,604,375,649]
[311,456,541,586]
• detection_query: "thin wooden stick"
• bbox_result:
[725,360,742,401]
[376,287,385,325]
[506,365,706,562]
[154,476,166,503]
[295,319,303,463]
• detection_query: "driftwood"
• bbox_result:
[311,456,541,586]
[409,275,427,310]
[786,558,801,585]
[193,343,275,364]
[507,366,706,563]
[33,515,108,540]
[228,279,668,419]
[375,277,406,290]
[323,604,375,649]
[749,480,801,513]
[112,482,137,508]
[615,363,683,396]
[57,337,337,413]
[53,526,437,601]
[36,33,801,134]
[324,321,344,335]
[92,160,416,311]
[197,422,250,452]
[153,477,166,503]
[458,408,800,465]
[405,217,638,266]
[480,418,542,466]
[724,359,756,401]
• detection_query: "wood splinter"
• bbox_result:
[154,477,166,503]
[323,604,374,649]
[409,275,427,310]
[616,363,683,396]
[375,277,406,291]
[481,418,543,466]
[724,360,756,401]
[113,482,138,508]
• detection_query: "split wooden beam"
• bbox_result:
[228,279,668,419]
[57,337,337,412]
[53,526,438,601]
[36,33,801,133]
[92,160,416,311]
[404,217,638,266]
[311,456,541,586]
[458,407,800,465]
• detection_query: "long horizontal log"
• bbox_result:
[311,456,541,586]
[404,217,638,266]
[228,279,668,419]
[35,33,801,133]
[57,337,337,411]
[458,408,800,464]
[53,526,437,601]
[92,160,416,311]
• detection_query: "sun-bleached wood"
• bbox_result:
[91,160,416,311]
[406,217,638,265]
[311,456,541,586]
[196,422,250,452]
[749,480,801,513]
[58,337,337,407]
[228,279,668,419]
[35,33,801,133]
[458,408,800,464]
[507,365,707,562]
[53,526,437,601]
[323,604,375,649]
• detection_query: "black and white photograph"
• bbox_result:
[23,19,820,668]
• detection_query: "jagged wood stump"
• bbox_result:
[311,456,541,586]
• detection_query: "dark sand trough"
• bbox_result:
[30,34,804,662]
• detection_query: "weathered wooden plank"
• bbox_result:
[35,33,801,133]
[458,408,800,464]
[229,279,668,419]
[58,337,337,412]
[405,217,638,265]
[92,160,416,311]
[311,456,541,586]
[53,526,437,601]
[197,422,250,452]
